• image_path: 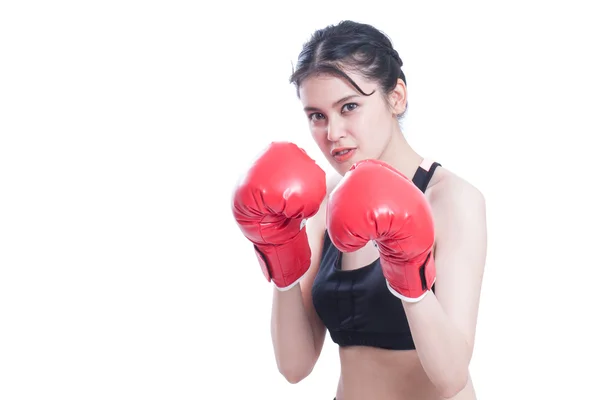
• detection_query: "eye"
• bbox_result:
[342,103,358,113]
[309,112,326,121]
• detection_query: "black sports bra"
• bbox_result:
[311,159,441,350]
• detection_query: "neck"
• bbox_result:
[377,130,423,180]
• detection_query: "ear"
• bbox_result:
[388,78,407,115]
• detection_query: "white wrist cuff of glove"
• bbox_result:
[386,279,436,303]
[273,272,306,292]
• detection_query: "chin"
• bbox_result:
[332,161,359,176]
[326,161,346,176]
[328,149,378,175]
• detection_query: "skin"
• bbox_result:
[270,69,487,400]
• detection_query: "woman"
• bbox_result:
[232,20,487,400]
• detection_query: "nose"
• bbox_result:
[327,117,346,142]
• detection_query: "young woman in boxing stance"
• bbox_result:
[232,20,487,400]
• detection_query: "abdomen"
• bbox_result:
[337,346,476,400]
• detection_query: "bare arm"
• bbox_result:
[403,177,487,398]
[270,173,340,383]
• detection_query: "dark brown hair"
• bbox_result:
[289,20,407,116]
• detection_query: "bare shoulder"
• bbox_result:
[426,166,487,257]
[426,166,486,215]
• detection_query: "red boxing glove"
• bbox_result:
[327,159,436,302]
[232,142,326,290]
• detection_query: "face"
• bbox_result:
[298,71,404,175]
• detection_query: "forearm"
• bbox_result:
[402,292,470,398]
[270,284,318,382]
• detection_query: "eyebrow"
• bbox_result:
[303,95,360,112]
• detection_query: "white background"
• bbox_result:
[1,1,599,399]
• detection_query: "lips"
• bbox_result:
[331,147,356,162]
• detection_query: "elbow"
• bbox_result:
[278,363,314,384]
[437,370,469,399]
[276,355,316,384]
